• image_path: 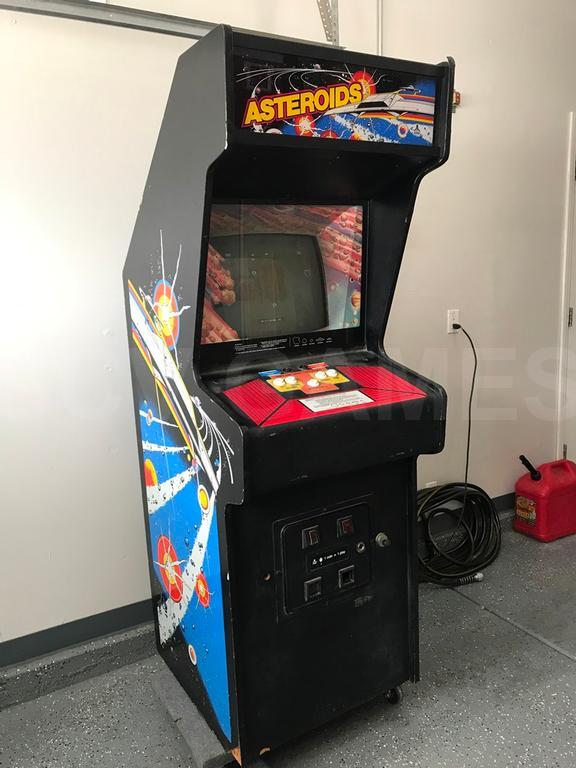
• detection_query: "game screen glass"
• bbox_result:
[201,204,362,344]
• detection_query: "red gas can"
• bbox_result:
[514,456,576,542]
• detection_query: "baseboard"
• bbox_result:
[492,492,515,514]
[1,600,156,710]
[0,599,154,669]
[0,621,155,711]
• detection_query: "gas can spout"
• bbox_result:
[519,455,542,482]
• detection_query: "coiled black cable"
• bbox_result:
[417,325,502,586]
[417,482,501,586]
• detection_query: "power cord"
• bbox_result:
[417,323,502,587]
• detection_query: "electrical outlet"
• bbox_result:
[447,309,460,334]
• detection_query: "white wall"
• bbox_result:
[0,2,376,644]
[0,0,573,643]
[0,11,188,644]
[380,0,575,495]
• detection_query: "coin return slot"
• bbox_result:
[304,577,322,602]
[338,565,355,588]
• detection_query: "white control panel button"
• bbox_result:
[272,377,285,387]
[307,379,320,388]
[326,368,338,378]
[285,376,297,385]
[314,371,327,380]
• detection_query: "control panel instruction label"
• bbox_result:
[302,390,373,413]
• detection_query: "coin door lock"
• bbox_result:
[375,532,391,548]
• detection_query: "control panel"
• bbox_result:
[221,360,427,427]
[261,362,352,396]
[280,503,371,614]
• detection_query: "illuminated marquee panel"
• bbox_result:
[234,51,437,145]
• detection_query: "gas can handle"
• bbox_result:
[519,455,542,481]
[549,460,572,474]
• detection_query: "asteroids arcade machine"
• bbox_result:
[124,25,453,765]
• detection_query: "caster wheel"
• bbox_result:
[385,686,403,705]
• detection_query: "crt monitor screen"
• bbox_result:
[201,204,363,345]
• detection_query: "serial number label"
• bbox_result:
[302,390,373,412]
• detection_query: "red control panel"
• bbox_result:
[223,361,426,427]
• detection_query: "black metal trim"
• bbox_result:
[232,32,441,76]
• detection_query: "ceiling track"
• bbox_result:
[0,0,215,39]
[316,0,339,45]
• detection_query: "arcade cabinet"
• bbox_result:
[123,26,453,765]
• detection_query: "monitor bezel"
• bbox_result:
[197,199,368,373]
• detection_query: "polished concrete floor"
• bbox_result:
[3,523,576,768]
